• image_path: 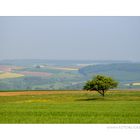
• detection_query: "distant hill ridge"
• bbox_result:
[79,63,140,73]
[79,63,140,83]
[0,59,131,66]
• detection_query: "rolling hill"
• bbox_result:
[79,63,140,88]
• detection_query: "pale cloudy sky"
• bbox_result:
[0,16,140,61]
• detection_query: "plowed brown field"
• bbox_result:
[0,90,89,96]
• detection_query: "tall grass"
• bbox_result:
[0,90,140,123]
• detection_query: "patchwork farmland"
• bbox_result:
[18,71,52,77]
[0,72,24,79]
[1,61,140,90]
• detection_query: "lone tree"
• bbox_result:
[83,75,118,96]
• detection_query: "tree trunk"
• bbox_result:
[98,90,105,97]
[102,90,105,97]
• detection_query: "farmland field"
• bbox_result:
[0,72,24,79]
[1,61,140,90]
[0,90,140,123]
[18,71,52,77]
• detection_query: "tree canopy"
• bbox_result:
[83,75,118,96]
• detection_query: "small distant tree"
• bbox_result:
[83,75,118,96]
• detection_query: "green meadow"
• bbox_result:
[0,90,140,123]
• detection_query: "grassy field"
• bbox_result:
[0,90,140,123]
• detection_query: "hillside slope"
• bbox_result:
[79,63,140,83]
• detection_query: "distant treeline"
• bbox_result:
[79,63,140,83]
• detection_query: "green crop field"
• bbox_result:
[0,90,140,123]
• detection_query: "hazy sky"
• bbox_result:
[0,16,140,61]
